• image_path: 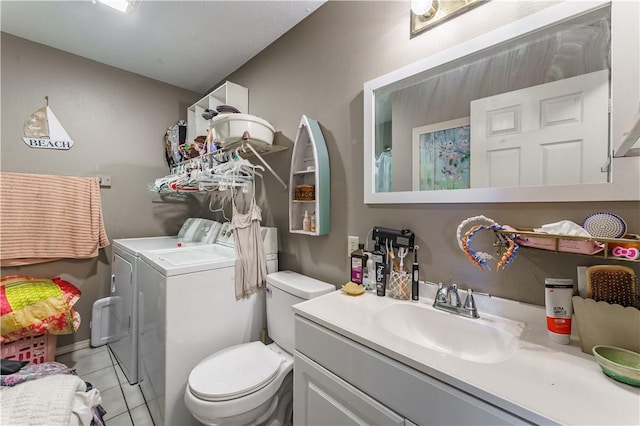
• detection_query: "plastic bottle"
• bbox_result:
[350,243,367,285]
[544,278,574,344]
[310,212,316,233]
[363,254,375,290]
[303,211,311,232]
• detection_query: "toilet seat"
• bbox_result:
[184,343,294,425]
[188,342,283,402]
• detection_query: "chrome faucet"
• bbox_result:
[433,283,479,319]
[447,283,462,307]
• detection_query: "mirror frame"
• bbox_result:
[364,0,640,204]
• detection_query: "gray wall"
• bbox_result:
[1,1,638,348]
[1,33,202,346]
[226,1,639,302]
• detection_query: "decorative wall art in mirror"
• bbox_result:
[412,117,470,191]
[364,0,640,204]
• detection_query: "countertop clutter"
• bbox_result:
[499,212,640,263]
[293,283,640,426]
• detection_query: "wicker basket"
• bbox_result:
[0,334,57,365]
[294,185,315,201]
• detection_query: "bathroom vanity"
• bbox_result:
[292,286,640,425]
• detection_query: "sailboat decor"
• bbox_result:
[23,104,75,150]
[288,115,330,236]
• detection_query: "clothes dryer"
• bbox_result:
[137,228,278,426]
[108,218,221,384]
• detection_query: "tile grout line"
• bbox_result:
[107,347,136,425]
[107,347,156,426]
[137,384,156,426]
[132,358,155,426]
[134,371,156,426]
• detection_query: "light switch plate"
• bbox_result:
[347,235,359,257]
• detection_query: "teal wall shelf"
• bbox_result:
[289,115,330,236]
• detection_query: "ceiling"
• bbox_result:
[0,0,325,94]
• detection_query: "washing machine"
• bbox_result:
[137,227,278,426]
[106,218,222,384]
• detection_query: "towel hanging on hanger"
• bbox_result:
[0,172,109,265]
[230,185,267,300]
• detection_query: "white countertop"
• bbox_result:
[292,284,640,425]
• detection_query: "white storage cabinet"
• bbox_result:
[186,81,248,144]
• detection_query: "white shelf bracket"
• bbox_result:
[243,142,288,190]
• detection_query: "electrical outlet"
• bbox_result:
[347,235,360,257]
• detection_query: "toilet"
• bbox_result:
[184,271,335,425]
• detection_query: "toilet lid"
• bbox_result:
[188,342,283,401]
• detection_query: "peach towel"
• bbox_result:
[0,172,109,266]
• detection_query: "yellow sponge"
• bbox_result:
[341,281,366,296]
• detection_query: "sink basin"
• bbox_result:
[374,302,524,364]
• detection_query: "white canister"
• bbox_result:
[544,278,574,344]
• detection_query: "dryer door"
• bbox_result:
[108,253,138,384]
[111,253,134,341]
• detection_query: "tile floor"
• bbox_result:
[56,345,154,426]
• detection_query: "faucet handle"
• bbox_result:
[463,288,479,317]
[435,283,447,303]
[463,288,475,309]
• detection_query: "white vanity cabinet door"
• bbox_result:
[294,351,405,426]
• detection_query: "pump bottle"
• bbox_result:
[303,211,311,232]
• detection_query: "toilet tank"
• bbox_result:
[266,271,334,354]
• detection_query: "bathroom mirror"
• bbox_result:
[364,0,640,203]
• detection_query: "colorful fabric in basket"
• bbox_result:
[1,361,75,387]
[0,275,81,343]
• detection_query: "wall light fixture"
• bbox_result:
[93,0,137,14]
[411,0,486,37]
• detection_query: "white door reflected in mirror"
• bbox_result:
[470,70,609,188]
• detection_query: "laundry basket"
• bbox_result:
[0,334,57,365]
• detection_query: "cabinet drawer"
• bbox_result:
[295,316,531,426]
